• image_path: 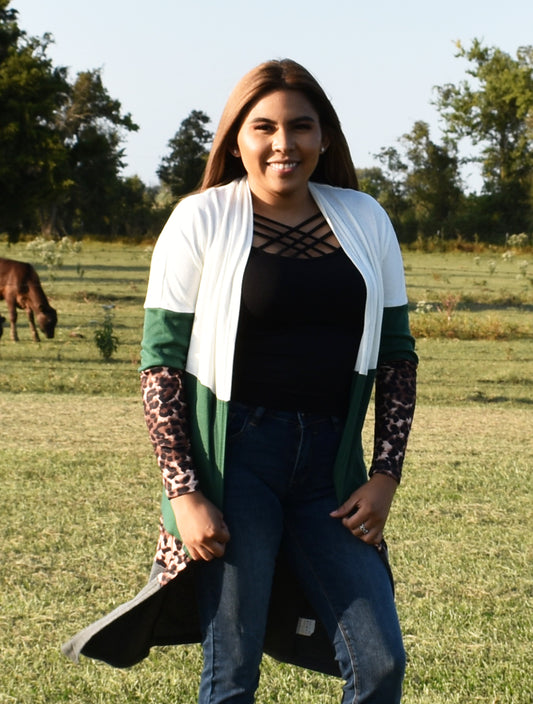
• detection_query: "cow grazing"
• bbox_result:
[0,257,58,342]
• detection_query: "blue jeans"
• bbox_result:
[196,403,405,704]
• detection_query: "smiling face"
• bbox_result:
[234,89,327,209]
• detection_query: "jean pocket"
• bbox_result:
[226,404,254,441]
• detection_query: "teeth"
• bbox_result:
[269,162,297,171]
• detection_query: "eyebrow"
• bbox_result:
[248,115,317,125]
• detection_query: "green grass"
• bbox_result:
[0,241,532,703]
[404,249,533,307]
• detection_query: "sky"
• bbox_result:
[11,0,533,190]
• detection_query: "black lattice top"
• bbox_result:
[253,212,339,258]
[232,210,367,415]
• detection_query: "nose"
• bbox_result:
[272,128,294,152]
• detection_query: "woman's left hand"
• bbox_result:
[330,473,398,545]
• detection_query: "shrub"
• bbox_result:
[25,236,82,280]
[94,305,119,361]
[410,311,525,340]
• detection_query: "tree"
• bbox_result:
[364,124,462,243]
[400,121,463,240]
[371,147,416,242]
[109,176,163,240]
[0,1,69,241]
[434,39,533,235]
[357,166,393,201]
[158,110,212,198]
[57,69,139,235]
[0,0,20,60]
[0,2,140,239]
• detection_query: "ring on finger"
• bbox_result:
[359,522,369,535]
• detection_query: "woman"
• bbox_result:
[63,59,417,704]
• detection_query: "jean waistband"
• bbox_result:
[229,400,345,428]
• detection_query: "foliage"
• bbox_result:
[359,39,533,244]
[0,1,69,241]
[506,232,530,248]
[434,39,533,236]
[93,304,119,360]
[25,235,81,279]
[110,176,166,241]
[400,121,463,240]
[158,109,213,198]
[358,153,414,241]
[366,122,463,242]
[58,69,139,236]
[411,307,528,339]
[0,3,139,240]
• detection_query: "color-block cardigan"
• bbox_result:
[62,177,416,674]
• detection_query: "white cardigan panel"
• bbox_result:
[144,177,408,401]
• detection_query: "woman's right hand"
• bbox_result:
[170,491,230,561]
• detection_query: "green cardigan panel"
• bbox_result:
[140,308,193,371]
[379,304,418,364]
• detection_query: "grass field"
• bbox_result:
[0,240,532,703]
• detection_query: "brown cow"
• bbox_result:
[0,257,58,342]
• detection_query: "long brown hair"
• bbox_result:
[201,59,359,191]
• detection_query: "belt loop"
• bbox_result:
[250,406,266,427]
[330,415,343,434]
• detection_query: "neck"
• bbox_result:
[250,189,318,227]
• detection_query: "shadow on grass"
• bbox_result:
[466,390,533,404]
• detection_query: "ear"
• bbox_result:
[320,138,330,154]
[230,146,241,158]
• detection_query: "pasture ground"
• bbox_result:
[0,241,532,703]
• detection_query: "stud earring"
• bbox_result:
[320,146,326,154]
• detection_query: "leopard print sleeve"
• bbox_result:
[141,366,199,499]
[369,359,417,484]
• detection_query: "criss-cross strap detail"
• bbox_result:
[253,212,339,258]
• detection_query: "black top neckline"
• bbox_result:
[252,212,340,259]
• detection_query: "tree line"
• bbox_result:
[1,1,532,244]
[361,40,533,245]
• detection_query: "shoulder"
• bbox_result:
[159,179,246,247]
[172,179,246,218]
[309,182,386,215]
[155,178,252,262]
[309,183,394,239]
